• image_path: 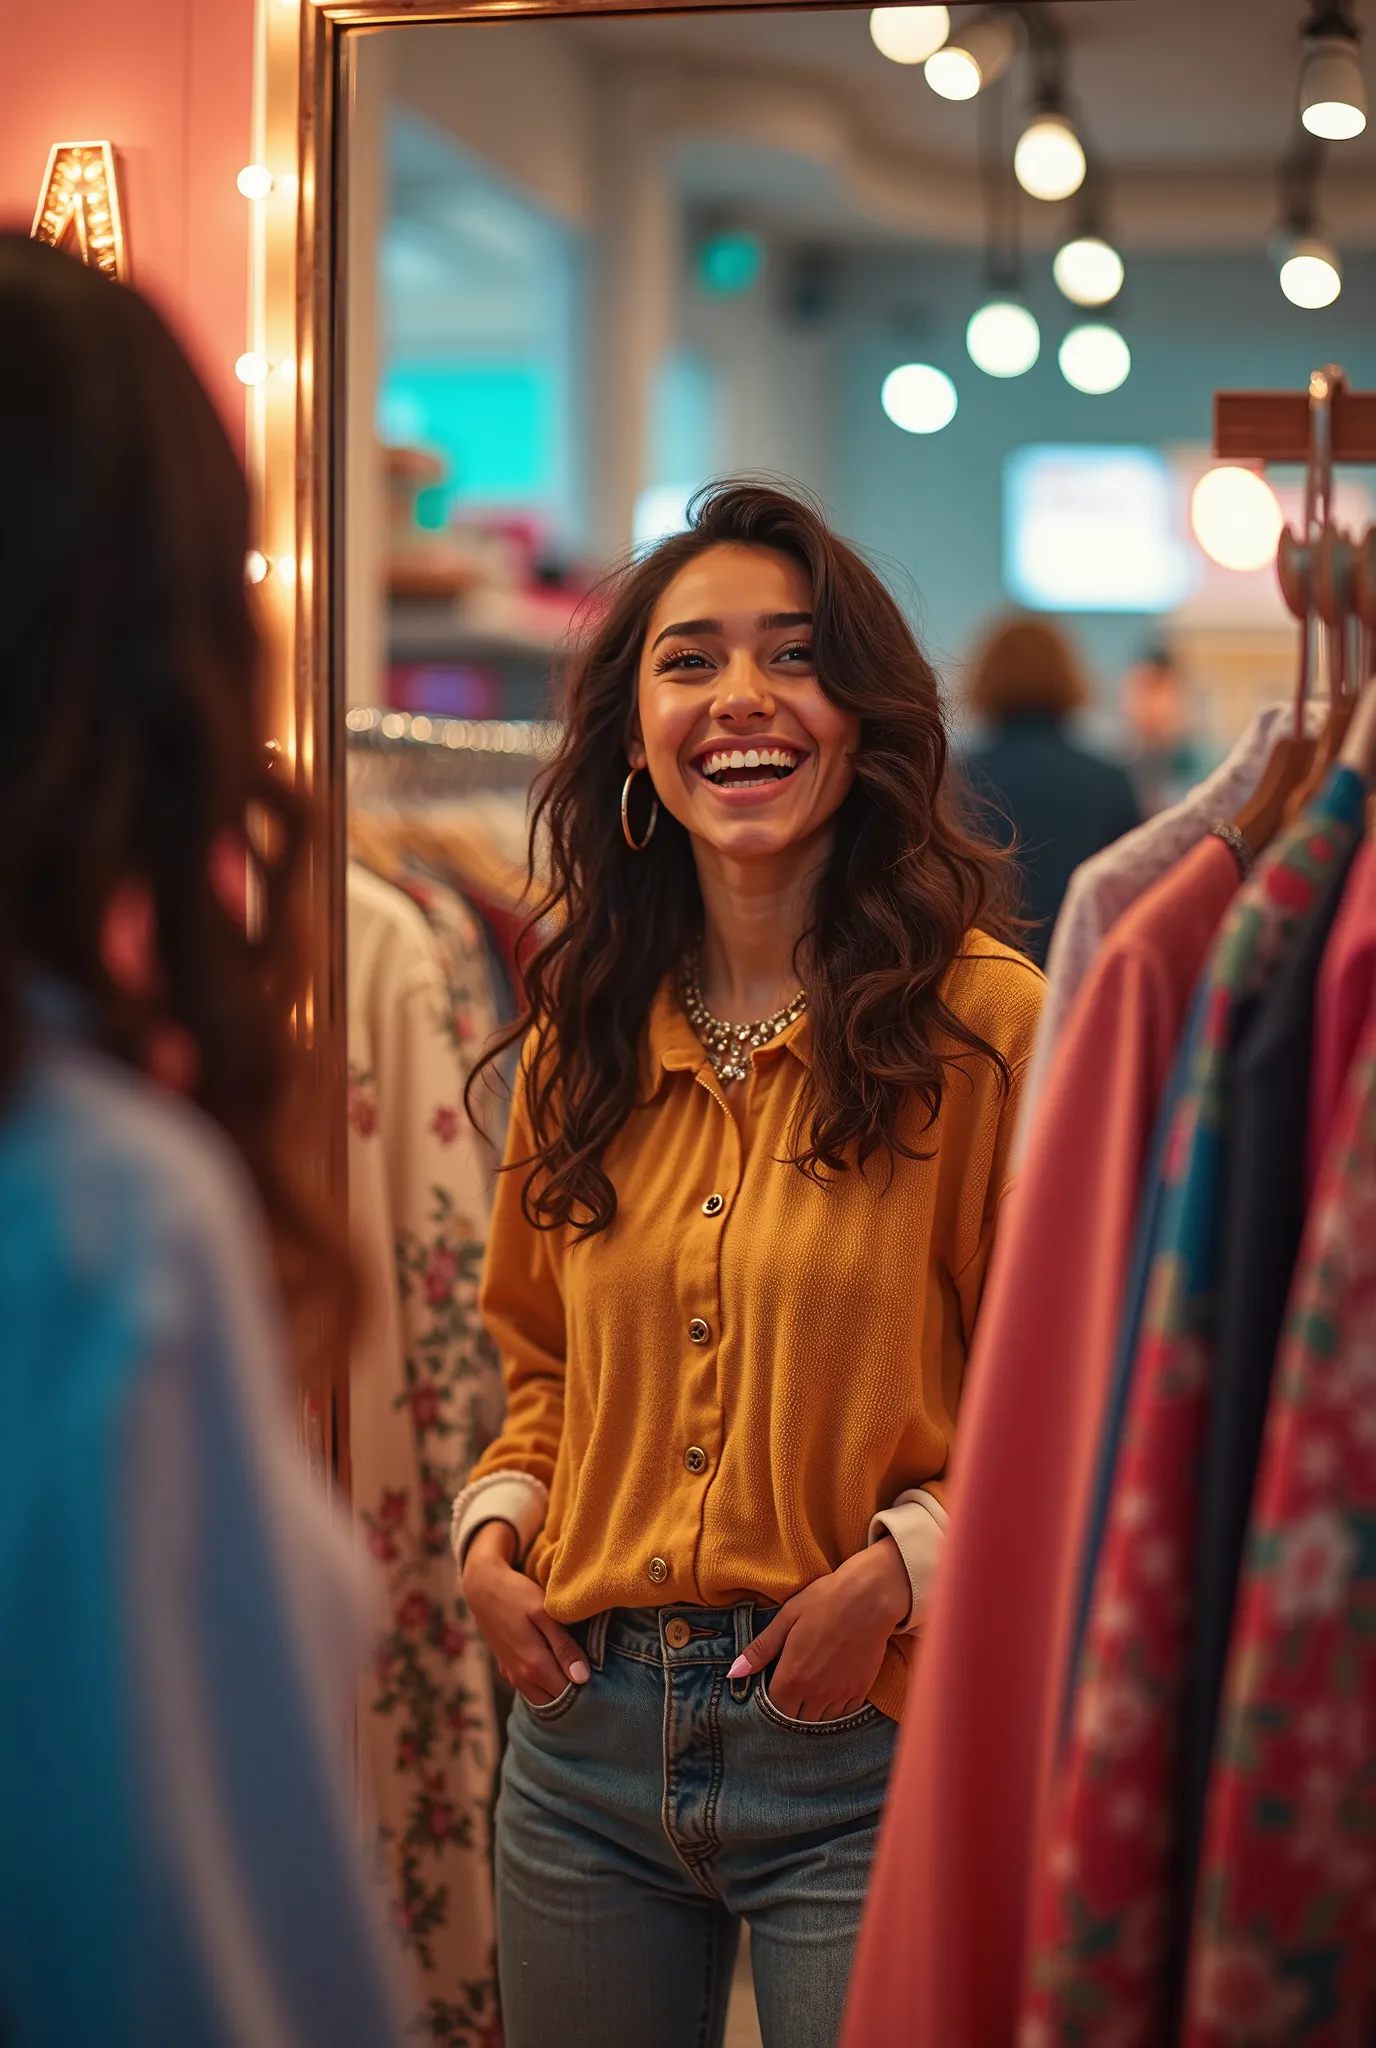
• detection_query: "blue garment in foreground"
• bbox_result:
[0,1019,404,2047]
[497,1604,898,2048]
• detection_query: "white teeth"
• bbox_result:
[697,744,803,776]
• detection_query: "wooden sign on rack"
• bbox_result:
[1214,388,1376,465]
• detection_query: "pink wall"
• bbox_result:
[0,0,257,446]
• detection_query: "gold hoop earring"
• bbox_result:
[620,766,659,851]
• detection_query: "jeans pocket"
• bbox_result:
[519,1677,582,1724]
[755,1678,880,1734]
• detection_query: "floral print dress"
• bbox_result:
[1019,768,1368,2047]
[348,860,503,2048]
[1183,1004,1376,2045]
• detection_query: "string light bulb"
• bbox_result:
[1015,113,1087,202]
[1300,27,1367,141]
[1053,234,1124,307]
[244,550,269,584]
[966,300,1041,378]
[1279,235,1343,307]
[880,363,958,433]
[235,350,271,386]
[869,5,949,65]
[236,164,274,198]
[924,16,1015,99]
[1058,322,1131,395]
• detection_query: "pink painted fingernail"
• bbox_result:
[727,1654,751,1680]
[570,1660,591,1684]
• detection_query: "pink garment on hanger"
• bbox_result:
[842,834,1241,2048]
[1309,839,1376,1193]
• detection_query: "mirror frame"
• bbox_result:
[256,0,1100,1431]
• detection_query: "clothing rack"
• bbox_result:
[345,706,560,801]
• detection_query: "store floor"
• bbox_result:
[726,1930,763,2048]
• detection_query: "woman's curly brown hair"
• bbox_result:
[0,234,324,1306]
[472,479,1020,1235]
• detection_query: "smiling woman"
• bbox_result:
[451,480,1047,2048]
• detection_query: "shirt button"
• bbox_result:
[664,1617,693,1649]
[688,1318,710,1345]
[648,1556,669,1585]
[702,1193,724,1217]
[684,1446,708,1474]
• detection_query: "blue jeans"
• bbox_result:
[495,1604,898,2048]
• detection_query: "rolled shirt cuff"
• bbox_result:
[450,1470,549,1570]
[867,1488,949,1632]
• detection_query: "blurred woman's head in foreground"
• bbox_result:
[0,234,313,1280]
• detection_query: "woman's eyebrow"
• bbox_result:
[650,610,814,652]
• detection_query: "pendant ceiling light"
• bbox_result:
[869,5,950,65]
[1299,3,1367,140]
[1278,234,1343,307]
[924,16,1016,100]
[1058,323,1131,395]
[880,363,958,433]
[966,299,1041,378]
[1015,112,1087,201]
[1052,233,1124,307]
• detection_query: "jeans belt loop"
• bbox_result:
[731,1602,754,1704]
[584,1609,610,1672]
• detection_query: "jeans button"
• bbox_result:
[664,1617,692,1649]
[688,1318,710,1345]
[684,1445,708,1474]
[648,1556,669,1585]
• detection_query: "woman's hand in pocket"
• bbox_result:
[461,1520,590,1705]
[728,1538,911,1721]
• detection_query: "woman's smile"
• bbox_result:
[690,738,810,801]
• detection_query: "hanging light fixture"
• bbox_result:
[1299,2,1367,140]
[881,363,959,433]
[967,299,1041,377]
[1272,130,1344,309]
[869,5,950,65]
[1053,233,1124,307]
[1015,111,1087,201]
[924,16,1016,100]
[1279,234,1344,306]
[1058,323,1131,395]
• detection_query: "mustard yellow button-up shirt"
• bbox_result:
[469,930,1044,1718]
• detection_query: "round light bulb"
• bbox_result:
[923,18,1013,100]
[869,5,949,65]
[1190,467,1284,574]
[235,350,271,387]
[1279,239,1343,309]
[1014,115,1087,202]
[236,163,275,199]
[966,300,1040,379]
[1058,323,1131,395]
[924,45,981,98]
[1052,235,1125,307]
[244,549,270,585]
[1300,36,1367,141]
[881,362,958,434]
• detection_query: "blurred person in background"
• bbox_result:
[0,235,403,2046]
[963,615,1141,966]
[1120,642,1219,818]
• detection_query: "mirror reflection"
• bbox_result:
[335,8,1376,2045]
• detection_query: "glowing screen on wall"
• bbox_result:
[1004,445,1195,613]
